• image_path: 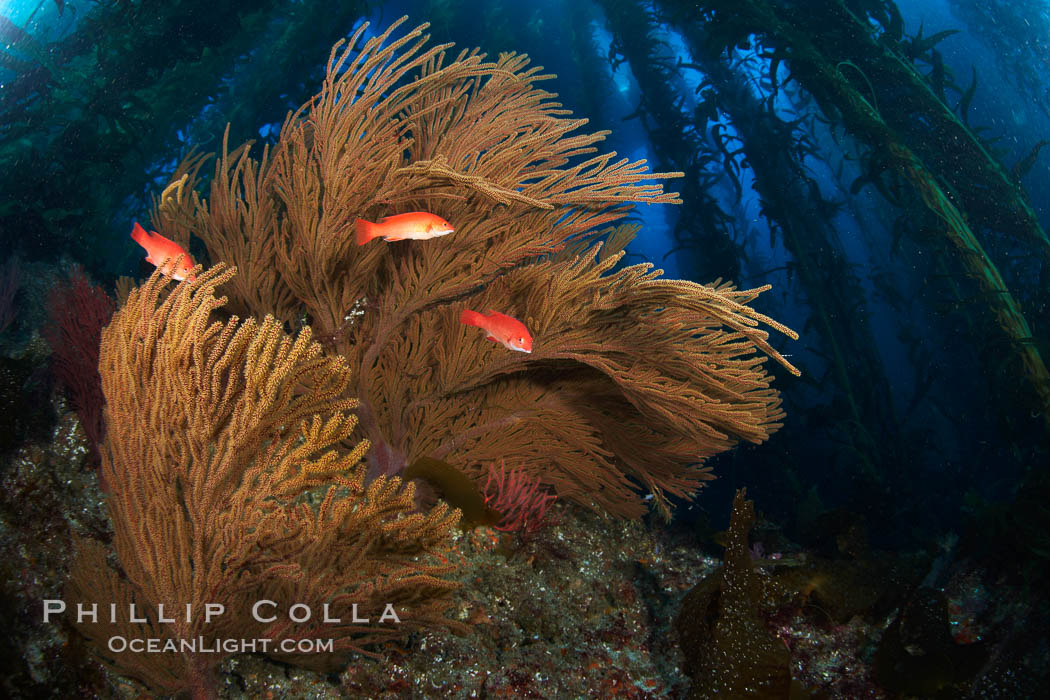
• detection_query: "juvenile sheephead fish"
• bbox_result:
[130,222,196,281]
[354,211,454,245]
[460,309,533,353]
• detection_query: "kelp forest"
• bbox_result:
[1,0,1048,697]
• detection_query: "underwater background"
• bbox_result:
[1,0,1048,697]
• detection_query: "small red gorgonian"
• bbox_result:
[481,460,557,535]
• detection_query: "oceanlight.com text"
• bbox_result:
[107,636,335,654]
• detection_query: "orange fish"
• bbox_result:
[354,211,454,245]
[460,309,533,353]
[130,222,196,281]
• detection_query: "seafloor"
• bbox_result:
[0,264,1045,699]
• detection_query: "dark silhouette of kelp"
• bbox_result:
[687,0,1050,439]
[597,0,743,284]
[0,0,370,274]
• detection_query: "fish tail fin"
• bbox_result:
[460,310,484,328]
[355,218,377,245]
[130,221,150,248]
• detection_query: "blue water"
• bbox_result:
[3,0,1049,547]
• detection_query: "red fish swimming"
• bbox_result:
[354,211,454,245]
[460,309,533,353]
[130,222,196,281]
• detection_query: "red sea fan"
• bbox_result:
[482,460,558,535]
[43,266,116,464]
